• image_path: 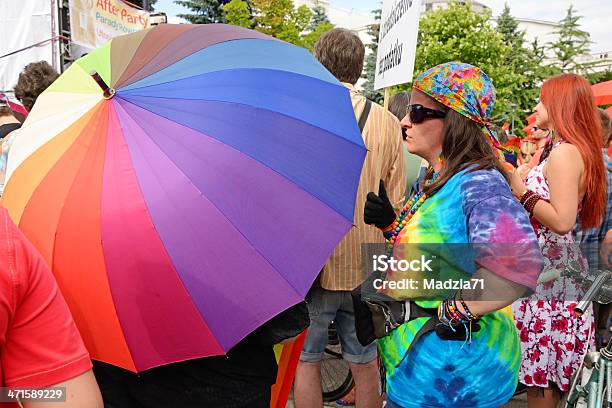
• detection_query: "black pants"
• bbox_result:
[93,360,272,408]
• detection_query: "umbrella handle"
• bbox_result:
[90,71,115,99]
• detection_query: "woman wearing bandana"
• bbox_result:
[364,62,543,407]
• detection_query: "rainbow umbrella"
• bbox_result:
[1,24,366,372]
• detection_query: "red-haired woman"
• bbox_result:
[509,73,607,407]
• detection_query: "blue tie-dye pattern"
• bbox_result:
[380,169,541,408]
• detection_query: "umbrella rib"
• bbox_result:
[45,106,138,370]
[116,90,365,150]
[107,104,227,360]
[116,67,353,136]
[115,96,361,224]
[114,102,307,300]
[119,65,341,95]
[118,38,336,91]
[118,37,281,89]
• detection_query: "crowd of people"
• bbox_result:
[0,26,611,408]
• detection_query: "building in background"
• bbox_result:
[489,16,560,62]
[423,0,559,49]
[507,17,559,47]
[293,0,330,10]
[422,0,489,14]
[326,6,372,46]
[293,0,372,46]
[421,0,610,73]
[577,51,612,74]
[291,0,562,59]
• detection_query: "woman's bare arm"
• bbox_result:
[23,370,103,408]
[457,268,530,317]
[510,143,583,235]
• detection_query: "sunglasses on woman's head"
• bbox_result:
[405,104,447,124]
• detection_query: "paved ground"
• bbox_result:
[502,393,528,408]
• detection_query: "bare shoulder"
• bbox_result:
[547,143,584,168]
[544,142,584,183]
[549,142,581,159]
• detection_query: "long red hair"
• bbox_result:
[541,73,606,229]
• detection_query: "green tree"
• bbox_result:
[224,0,253,28]
[302,2,333,51]
[410,1,515,121]
[224,0,331,49]
[302,22,334,52]
[586,70,612,85]
[251,0,312,47]
[548,5,591,73]
[496,3,524,60]
[174,0,229,24]
[362,8,383,103]
[523,38,560,106]
[309,4,330,30]
[493,4,556,133]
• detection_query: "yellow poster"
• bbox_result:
[69,0,150,49]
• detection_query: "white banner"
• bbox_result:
[374,0,421,90]
[69,0,150,49]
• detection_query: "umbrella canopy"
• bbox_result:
[593,80,612,106]
[1,24,366,372]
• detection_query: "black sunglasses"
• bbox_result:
[406,104,447,124]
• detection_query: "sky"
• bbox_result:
[155,0,612,53]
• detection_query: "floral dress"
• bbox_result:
[512,143,595,392]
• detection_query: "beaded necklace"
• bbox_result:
[383,171,439,255]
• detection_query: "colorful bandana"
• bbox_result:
[413,62,499,148]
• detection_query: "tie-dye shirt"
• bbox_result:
[378,168,542,408]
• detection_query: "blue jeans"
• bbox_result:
[300,286,377,364]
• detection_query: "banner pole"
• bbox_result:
[383,87,390,111]
[376,87,390,194]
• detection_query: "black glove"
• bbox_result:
[435,320,481,341]
[364,180,396,229]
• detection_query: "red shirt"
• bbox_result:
[0,208,91,394]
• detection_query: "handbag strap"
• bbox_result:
[358,99,372,133]
[394,302,438,368]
